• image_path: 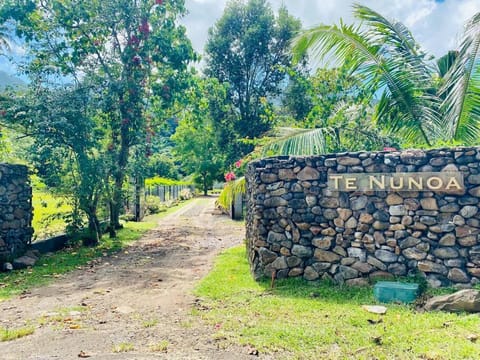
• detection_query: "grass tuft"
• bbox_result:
[1,326,34,341]
[149,340,169,352]
[112,342,135,353]
[195,246,480,359]
[141,318,159,328]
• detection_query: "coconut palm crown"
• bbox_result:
[273,4,480,155]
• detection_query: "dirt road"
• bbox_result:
[0,196,252,359]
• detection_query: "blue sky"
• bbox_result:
[182,0,480,59]
[1,0,479,76]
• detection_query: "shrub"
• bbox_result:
[179,188,193,200]
[145,195,164,215]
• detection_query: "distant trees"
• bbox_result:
[204,0,302,162]
[0,0,195,239]
[172,78,225,195]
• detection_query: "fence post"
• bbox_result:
[134,176,144,222]
[231,192,243,220]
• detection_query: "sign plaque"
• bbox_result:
[328,172,464,193]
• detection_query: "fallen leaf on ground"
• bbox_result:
[362,305,387,315]
[246,345,259,356]
[78,350,91,358]
[467,334,478,342]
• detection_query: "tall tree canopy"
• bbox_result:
[172,77,225,195]
[0,0,196,234]
[204,0,302,161]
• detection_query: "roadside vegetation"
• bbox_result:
[0,199,193,302]
[195,246,480,359]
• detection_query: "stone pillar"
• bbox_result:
[0,164,33,263]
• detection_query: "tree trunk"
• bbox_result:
[203,174,208,196]
[83,210,100,246]
[109,120,130,237]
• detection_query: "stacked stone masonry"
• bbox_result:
[0,164,33,263]
[246,147,480,288]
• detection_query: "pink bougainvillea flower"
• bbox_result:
[132,55,142,65]
[383,147,397,151]
[139,19,150,36]
[128,35,140,46]
[235,159,242,168]
[224,172,236,182]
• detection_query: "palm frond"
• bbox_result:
[0,24,12,52]
[292,5,441,146]
[261,126,333,156]
[437,51,458,78]
[440,12,480,143]
[216,177,246,212]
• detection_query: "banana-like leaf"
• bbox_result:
[261,126,334,156]
[292,4,442,146]
[216,177,246,212]
[440,13,480,144]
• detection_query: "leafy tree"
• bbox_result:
[0,83,108,244]
[145,153,179,179]
[204,0,302,159]
[0,0,195,235]
[172,78,224,195]
[292,4,480,147]
[262,63,395,155]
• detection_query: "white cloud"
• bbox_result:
[182,0,480,61]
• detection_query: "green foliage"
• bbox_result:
[32,188,73,240]
[440,13,480,144]
[216,177,246,212]
[195,246,480,359]
[145,153,179,180]
[172,77,224,195]
[261,65,397,156]
[144,195,163,215]
[0,0,196,232]
[145,176,190,187]
[1,84,110,244]
[292,4,480,147]
[205,0,302,161]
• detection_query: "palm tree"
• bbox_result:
[286,4,480,150]
[440,13,480,143]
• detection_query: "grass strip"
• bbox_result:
[195,246,480,360]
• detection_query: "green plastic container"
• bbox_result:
[373,281,419,303]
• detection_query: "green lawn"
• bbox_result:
[32,190,72,240]
[0,199,193,302]
[194,246,480,360]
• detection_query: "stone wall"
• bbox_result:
[246,147,480,288]
[0,164,33,263]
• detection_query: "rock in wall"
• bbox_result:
[246,148,480,288]
[0,164,33,263]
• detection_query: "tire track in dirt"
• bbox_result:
[0,196,257,359]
